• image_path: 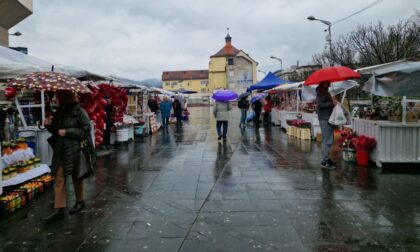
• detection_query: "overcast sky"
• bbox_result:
[10,0,419,81]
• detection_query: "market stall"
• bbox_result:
[0,138,48,196]
[351,60,420,167]
[127,87,149,136]
[269,79,359,139]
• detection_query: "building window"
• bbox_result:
[228,58,234,65]
[171,82,177,87]
[201,81,208,86]
[165,82,170,86]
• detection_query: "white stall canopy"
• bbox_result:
[0,45,105,80]
[357,60,420,97]
[299,80,358,102]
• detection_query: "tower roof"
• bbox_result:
[211,32,239,57]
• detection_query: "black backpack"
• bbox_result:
[238,99,249,109]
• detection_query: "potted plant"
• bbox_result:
[338,132,356,162]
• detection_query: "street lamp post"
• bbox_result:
[270,56,283,70]
[307,16,333,66]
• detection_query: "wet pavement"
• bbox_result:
[1,107,420,252]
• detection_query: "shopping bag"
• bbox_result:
[328,104,347,125]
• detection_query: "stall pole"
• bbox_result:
[41,90,45,126]
[402,96,407,125]
[341,90,347,104]
[15,97,27,129]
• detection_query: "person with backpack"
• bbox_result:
[238,97,250,128]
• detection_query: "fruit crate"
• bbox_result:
[0,190,27,215]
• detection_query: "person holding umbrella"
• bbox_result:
[159,95,172,127]
[212,90,237,140]
[238,93,250,128]
[316,82,337,169]
[42,90,92,221]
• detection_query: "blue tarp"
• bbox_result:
[247,72,289,91]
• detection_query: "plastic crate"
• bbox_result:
[287,126,293,136]
[0,190,26,214]
[299,128,311,140]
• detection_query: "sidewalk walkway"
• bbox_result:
[1,107,420,251]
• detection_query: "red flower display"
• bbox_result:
[351,135,376,151]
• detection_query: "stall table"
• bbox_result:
[352,118,420,167]
[2,164,50,188]
[278,110,299,129]
[301,112,321,139]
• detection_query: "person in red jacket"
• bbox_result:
[263,95,273,126]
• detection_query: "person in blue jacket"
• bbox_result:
[159,95,172,127]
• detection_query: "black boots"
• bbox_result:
[69,201,85,215]
[41,208,65,221]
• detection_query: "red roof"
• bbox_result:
[211,44,240,57]
[211,33,240,57]
[162,70,209,81]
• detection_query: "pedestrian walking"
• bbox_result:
[42,90,92,221]
[147,96,159,114]
[253,99,263,128]
[238,97,250,128]
[103,95,113,149]
[316,81,337,169]
[173,99,183,125]
[159,95,172,127]
[263,95,273,126]
[213,100,231,141]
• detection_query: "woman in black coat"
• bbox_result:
[42,91,92,221]
[173,99,183,125]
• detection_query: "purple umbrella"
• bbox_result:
[212,89,238,101]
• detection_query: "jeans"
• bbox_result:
[319,120,334,162]
[216,121,228,137]
[240,109,247,125]
[161,115,169,127]
[254,110,261,126]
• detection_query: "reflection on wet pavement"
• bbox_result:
[1,107,420,251]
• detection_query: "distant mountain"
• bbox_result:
[140,78,162,87]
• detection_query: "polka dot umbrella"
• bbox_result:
[8,72,90,93]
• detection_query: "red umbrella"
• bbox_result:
[304,66,361,85]
[8,72,90,93]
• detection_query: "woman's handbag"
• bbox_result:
[77,138,96,180]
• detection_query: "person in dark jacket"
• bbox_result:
[173,99,183,126]
[147,96,159,114]
[316,82,337,169]
[42,90,92,221]
[103,96,113,149]
[238,97,249,128]
[253,99,263,128]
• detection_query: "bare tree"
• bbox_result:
[312,12,420,68]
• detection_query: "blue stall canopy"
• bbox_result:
[247,72,289,91]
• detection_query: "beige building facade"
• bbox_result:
[0,0,33,47]
[209,33,257,94]
[162,33,257,96]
